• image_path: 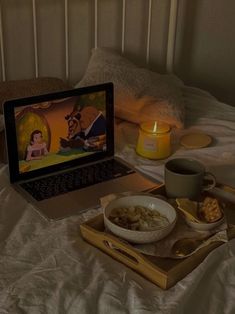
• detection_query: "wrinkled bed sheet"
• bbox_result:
[116,86,235,186]
[1,86,235,314]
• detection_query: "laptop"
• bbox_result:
[3,82,156,220]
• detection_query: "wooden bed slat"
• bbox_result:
[32,0,39,78]
[94,0,98,49]
[146,0,152,65]
[166,0,178,73]
[64,0,69,81]
[0,2,6,81]
[121,0,126,54]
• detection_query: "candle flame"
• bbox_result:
[153,121,158,133]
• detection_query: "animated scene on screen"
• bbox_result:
[15,91,107,173]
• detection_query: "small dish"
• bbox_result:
[184,214,225,231]
[176,197,225,231]
[103,194,177,244]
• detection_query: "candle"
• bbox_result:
[136,121,171,159]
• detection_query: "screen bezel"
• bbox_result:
[4,82,114,183]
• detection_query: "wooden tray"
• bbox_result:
[80,185,235,290]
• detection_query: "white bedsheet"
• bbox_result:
[116,85,235,186]
[1,86,235,314]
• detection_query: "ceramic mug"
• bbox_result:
[164,158,216,199]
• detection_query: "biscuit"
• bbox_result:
[199,197,223,223]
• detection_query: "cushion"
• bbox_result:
[0,77,71,114]
[76,48,185,129]
[0,77,72,163]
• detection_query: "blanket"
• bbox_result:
[0,85,235,313]
[116,85,235,187]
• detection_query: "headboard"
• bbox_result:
[0,1,234,105]
[0,0,178,84]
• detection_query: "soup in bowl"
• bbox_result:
[103,194,177,244]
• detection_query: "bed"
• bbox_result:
[1,1,235,313]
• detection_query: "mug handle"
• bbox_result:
[203,172,216,191]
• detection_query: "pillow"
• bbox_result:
[0,77,71,114]
[0,77,72,164]
[76,48,185,129]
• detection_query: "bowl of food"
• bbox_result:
[176,196,225,231]
[103,194,177,244]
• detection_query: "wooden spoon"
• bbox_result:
[171,235,213,257]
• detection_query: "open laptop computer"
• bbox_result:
[3,82,156,220]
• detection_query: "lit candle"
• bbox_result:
[136,121,171,159]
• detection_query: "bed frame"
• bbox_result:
[0,0,178,83]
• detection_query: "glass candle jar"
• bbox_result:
[136,121,171,159]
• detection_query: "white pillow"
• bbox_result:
[76,48,185,129]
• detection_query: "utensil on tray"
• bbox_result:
[171,234,214,257]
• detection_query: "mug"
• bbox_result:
[164,158,216,199]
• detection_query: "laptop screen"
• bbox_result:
[4,83,114,183]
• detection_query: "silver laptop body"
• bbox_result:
[4,83,156,220]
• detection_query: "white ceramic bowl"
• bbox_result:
[103,194,177,244]
[185,214,225,232]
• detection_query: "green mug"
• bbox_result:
[164,158,216,199]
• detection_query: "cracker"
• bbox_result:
[199,197,223,223]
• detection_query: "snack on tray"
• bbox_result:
[109,205,169,231]
[176,196,223,224]
[198,196,223,223]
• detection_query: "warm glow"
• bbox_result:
[136,121,171,159]
[153,121,158,133]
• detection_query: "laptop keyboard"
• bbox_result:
[20,159,135,201]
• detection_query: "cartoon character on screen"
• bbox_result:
[60,105,106,151]
[26,130,48,161]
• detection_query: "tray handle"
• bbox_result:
[103,237,140,266]
[100,233,155,270]
[81,224,166,285]
[81,224,143,267]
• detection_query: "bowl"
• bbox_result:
[176,197,225,232]
[184,214,225,232]
[103,194,177,244]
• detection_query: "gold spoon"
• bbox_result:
[171,235,213,258]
